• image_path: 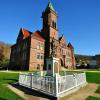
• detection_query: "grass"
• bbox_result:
[86,96,100,100]
[95,86,100,94]
[86,72,100,84]
[0,72,23,100]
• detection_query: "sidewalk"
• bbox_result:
[60,83,100,100]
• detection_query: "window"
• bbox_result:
[37,53,40,59]
[37,64,40,70]
[41,53,44,60]
[41,64,43,68]
[37,42,44,50]
[23,42,27,50]
[37,45,39,49]
[40,43,44,50]
[68,52,70,57]
[37,53,44,60]
[11,55,14,62]
[66,58,71,64]
[55,22,56,29]
[37,42,40,49]
[52,20,57,29]
[52,21,55,28]
[62,50,63,54]
[23,52,26,60]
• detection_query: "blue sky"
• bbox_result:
[0,0,100,55]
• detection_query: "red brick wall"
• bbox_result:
[29,38,45,71]
[59,37,76,69]
[10,36,31,70]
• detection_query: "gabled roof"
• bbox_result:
[45,2,55,12]
[18,28,45,42]
[31,31,45,42]
[68,42,74,49]
[59,34,64,41]
[18,28,31,39]
[17,28,31,43]
[59,34,67,44]
[21,28,31,38]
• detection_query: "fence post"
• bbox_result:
[40,71,43,76]
[73,73,77,88]
[84,72,87,83]
[75,76,77,88]
[54,73,59,97]
[18,72,21,84]
[31,73,33,89]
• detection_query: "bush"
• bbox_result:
[0,58,9,69]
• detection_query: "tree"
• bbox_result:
[0,46,4,61]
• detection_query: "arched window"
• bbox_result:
[52,21,57,29]
[52,21,55,28]
[55,22,56,29]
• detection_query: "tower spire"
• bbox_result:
[45,1,55,12]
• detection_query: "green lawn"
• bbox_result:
[86,96,100,100]
[86,72,100,84]
[0,72,23,100]
[85,71,100,100]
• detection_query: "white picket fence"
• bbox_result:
[19,72,87,97]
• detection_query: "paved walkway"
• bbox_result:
[61,83,100,100]
[7,83,100,100]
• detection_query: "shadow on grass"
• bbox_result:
[11,83,57,100]
[2,78,18,84]
[0,97,7,100]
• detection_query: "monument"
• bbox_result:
[46,37,60,76]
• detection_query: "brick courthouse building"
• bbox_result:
[10,2,76,71]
